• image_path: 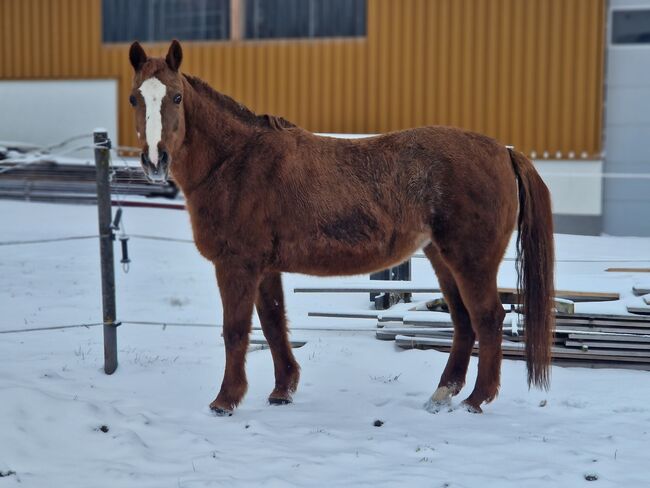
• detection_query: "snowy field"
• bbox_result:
[2,200,650,487]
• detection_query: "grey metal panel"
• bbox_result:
[603,126,650,167]
[553,214,602,236]
[603,178,650,202]
[602,201,650,236]
[604,1,650,236]
[605,87,650,125]
[611,0,650,8]
[607,49,650,87]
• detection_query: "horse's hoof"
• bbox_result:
[423,397,451,414]
[268,396,292,406]
[461,400,483,414]
[209,401,233,416]
[424,385,457,414]
[210,406,233,416]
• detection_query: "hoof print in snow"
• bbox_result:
[0,470,16,478]
[268,397,292,406]
[95,425,109,433]
[584,474,598,482]
[373,420,384,427]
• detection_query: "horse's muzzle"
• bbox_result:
[141,151,170,184]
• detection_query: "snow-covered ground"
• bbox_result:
[1,200,650,487]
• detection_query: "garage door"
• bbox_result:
[0,79,118,159]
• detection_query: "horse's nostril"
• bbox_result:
[160,151,169,164]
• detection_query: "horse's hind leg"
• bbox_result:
[256,272,300,405]
[423,244,475,412]
[454,271,505,413]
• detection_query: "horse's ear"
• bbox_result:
[129,41,147,71]
[166,39,183,72]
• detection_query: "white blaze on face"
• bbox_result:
[139,77,167,166]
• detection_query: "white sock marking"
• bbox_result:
[431,386,453,403]
[139,77,167,166]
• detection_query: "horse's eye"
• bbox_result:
[129,95,137,107]
[173,94,182,104]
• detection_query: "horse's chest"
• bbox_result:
[186,200,264,262]
[186,203,230,259]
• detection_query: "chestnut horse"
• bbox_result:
[128,40,554,415]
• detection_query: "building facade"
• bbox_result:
[1,0,648,235]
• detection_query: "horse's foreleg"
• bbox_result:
[256,272,300,405]
[210,263,260,415]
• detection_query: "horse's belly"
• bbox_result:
[280,231,430,276]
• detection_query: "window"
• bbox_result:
[102,0,367,43]
[102,0,230,43]
[244,0,366,39]
[612,9,650,45]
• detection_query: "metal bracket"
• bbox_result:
[96,138,112,150]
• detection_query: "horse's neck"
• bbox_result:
[173,80,254,194]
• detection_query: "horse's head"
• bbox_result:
[129,40,186,183]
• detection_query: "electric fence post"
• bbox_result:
[94,129,118,374]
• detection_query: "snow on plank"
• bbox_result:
[294,281,619,302]
[394,335,650,365]
[627,305,650,316]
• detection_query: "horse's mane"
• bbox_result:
[183,74,296,131]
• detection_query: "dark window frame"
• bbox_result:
[101,0,231,44]
[611,9,650,45]
[101,0,367,44]
[243,0,367,41]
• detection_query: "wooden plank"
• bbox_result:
[568,332,650,343]
[294,283,619,302]
[556,311,650,324]
[394,335,650,363]
[426,296,574,314]
[377,326,453,340]
[370,311,650,335]
[399,316,650,332]
[627,306,650,316]
[295,283,440,294]
[377,328,452,341]
[559,326,650,334]
[606,268,650,273]
[308,310,380,320]
[565,340,650,352]
[378,326,568,343]
[553,298,575,314]
[633,284,650,296]
[249,337,307,348]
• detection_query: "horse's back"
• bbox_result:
[265,126,519,275]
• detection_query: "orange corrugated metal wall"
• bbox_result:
[0,0,605,158]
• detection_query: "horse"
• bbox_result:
[128,40,555,415]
